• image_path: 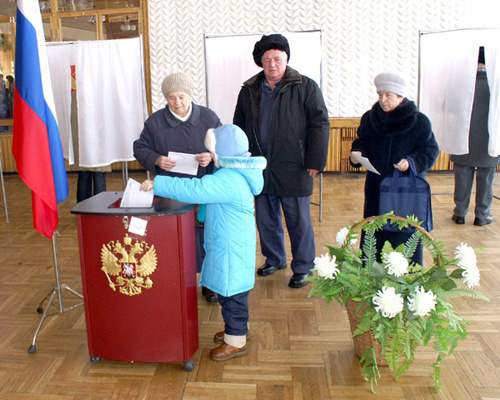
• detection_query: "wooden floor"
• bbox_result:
[1,171,500,400]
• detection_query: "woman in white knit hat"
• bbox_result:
[133,72,221,302]
[349,71,439,266]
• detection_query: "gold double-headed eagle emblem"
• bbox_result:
[100,234,157,296]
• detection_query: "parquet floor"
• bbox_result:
[1,171,500,399]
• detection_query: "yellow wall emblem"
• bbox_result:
[100,234,158,296]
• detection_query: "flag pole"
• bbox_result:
[15,0,81,353]
[27,229,84,354]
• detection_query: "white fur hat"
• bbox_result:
[374,71,406,97]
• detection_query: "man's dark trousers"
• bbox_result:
[255,194,315,274]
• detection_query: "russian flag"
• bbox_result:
[12,0,69,239]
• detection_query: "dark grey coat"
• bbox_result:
[451,69,499,168]
[133,103,221,177]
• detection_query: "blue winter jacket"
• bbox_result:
[153,156,266,296]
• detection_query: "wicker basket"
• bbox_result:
[345,298,387,366]
[344,214,438,367]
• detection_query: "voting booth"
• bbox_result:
[71,191,199,371]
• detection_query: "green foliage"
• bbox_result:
[308,214,489,393]
[360,347,380,392]
[403,232,420,260]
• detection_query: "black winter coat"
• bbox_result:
[233,67,330,197]
[351,99,439,218]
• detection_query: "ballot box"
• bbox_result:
[71,191,198,371]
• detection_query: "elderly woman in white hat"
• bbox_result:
[133,72,221,302]
[349,71,439,265]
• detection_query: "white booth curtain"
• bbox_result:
[419,29,500,157]
[205,31,322,124]
[486,40,500,157]
[47,37,148,167]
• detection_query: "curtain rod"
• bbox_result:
[420,27,500,36]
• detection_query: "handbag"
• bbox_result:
[378,160,433,232]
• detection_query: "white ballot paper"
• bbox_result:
[353,154,380,175]
[169,151,199,176]
[120,178,154,208]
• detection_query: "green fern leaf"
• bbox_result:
[439,288,490,301]
[403,232,420,259]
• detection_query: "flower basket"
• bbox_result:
[308,213,489,392]
[345,298,386,365]
[344,215,439,367]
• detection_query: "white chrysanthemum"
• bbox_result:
[382,252,409,277]
[462,265,480,288]
[335,227,358,247]
[455,243,477,269]
[408,286,437,317]
[454,243,480,288]
[313,253,339,280]
[372,286,404,318]
[336,227,349,246]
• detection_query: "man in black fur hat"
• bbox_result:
[233,33,330,288]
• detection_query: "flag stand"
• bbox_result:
[27,230,84,354]
[0,145,9,223]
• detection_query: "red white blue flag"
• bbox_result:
[13,0,69,239]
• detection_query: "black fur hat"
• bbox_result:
[252,34,290,67]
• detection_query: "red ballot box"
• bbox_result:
[71,191,198,371]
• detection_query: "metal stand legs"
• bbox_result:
[0,145,9,223]
[27,232,83,354]
[311,172,323,221]
[121,161,129,189]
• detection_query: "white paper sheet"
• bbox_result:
[353,154,380,175]
[169,151,199,175]
[120,178,154,208]
[128,216,148,236]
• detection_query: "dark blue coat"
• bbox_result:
[351,99,439,218]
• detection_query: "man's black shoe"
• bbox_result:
[288,272,312,289]
[451,214,465,224]
[474,215,494,226]
[257,262,286,276]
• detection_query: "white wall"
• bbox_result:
[147,0,498,118]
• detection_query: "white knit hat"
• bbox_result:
[161,72,194,98]
[374,71,406,97]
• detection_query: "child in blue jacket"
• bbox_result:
[141,124,266,360]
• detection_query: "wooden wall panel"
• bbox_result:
[0,123,457,175]
[324,118,452,173]
[0,133,144,173]
[0,133,16,173]
[431,151,451,171]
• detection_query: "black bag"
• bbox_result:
[378,161,433,232]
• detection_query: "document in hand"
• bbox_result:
[352,154,380,175]
[120,178,154,208]
[169,151,199,175]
